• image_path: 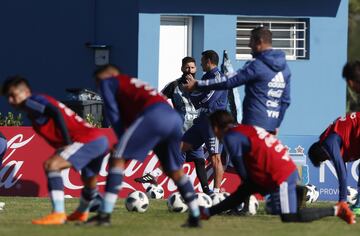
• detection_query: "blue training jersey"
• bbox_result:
[190,67,228,116]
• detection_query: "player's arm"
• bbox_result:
[189,90,216,109]
[222,131,251,181]
[98,78,124,138]
[25,97,72,145]
[189,72,222,107]
[192,62,257,92]
[323,133,347,202]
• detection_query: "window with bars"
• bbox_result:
[236,18,308,60]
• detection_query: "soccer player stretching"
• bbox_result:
[200,110,355,224]
[2,76,110,225]
[308,112,360,216]
[86,65,200,227]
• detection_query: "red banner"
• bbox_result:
[0,127,240,198]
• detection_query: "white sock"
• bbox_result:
[213,188,220,193]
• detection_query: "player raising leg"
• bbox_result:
[85,64,200,227]
[2,76,110,225]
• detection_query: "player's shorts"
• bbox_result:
[0,136,7,165]
[113,103,184,172]
[185,146,204,162]
[57,136,109,178]
[267,170,298,214]
[182,114,223,156]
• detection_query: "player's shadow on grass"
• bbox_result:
[0,179,40,196]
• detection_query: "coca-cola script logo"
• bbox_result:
[0,134,35,188]
[0,130,239,197]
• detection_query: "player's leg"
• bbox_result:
[155,138,200,227]
[149,105,200,227]
[86,110,164,226]
[135,109,202,186]
[203,116,224,192]
[180,117,205,153]
[67,175,98,222]
[85,157,126,226]
[67,140,109,222]
[279,171,355,224]
[33,137,109,225]
[186,148,213,196]
[31,154,72,225]
[201,183,254,219]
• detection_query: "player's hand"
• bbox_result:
[183,74,197,92]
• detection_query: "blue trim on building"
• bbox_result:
[138,0,341,17]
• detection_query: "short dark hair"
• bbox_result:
[251,27,272,45]
[93,64,121,81]
[182,57,196,67]
[1,75,31,95]
[342,61,360,82]
[307,142,330,167]
[202,50,219,66]
[209,110,235,130]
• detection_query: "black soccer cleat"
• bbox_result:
[227,197,250,216]
[134,173,158,185]
[181,215,201,228]
[83,212,111,226]
[89,194,104,212]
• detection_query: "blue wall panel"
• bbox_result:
[138,14,160,87]
[0,0,96,114]
[95,1,139,76]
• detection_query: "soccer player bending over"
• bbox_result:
[87,64,200,227]
[308,112,360,216]
[307,61,360,216]
[2,76,110,225]
[200,110,355,224]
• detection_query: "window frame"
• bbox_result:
[236,18,309,61]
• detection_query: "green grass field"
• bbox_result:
[0,197,359,236]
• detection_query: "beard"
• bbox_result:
[180,72,196,84]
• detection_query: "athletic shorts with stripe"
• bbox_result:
[57,136,109,178]
[113,103,185,172]
[182,114,223,156]
[267,171,298,214]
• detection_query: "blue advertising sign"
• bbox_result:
[280,135,359,201]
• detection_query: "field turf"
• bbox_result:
[0,197,359,236]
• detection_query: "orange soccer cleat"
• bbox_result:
[67,211,89,222]
[336,202,356,224]
[32,212,67,225]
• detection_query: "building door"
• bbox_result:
[158,16,192,91]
